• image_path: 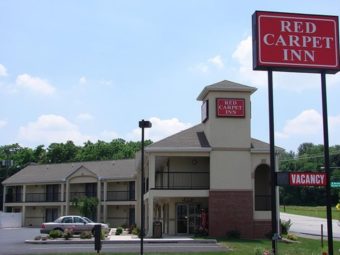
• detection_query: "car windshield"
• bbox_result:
[83,217,94,223]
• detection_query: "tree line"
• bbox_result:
[0,139,152,180]
[1,140,340,206]
[279,143,340,206]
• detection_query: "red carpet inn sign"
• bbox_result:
[253,11,340,73]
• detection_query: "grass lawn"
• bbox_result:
[280,205,340,219]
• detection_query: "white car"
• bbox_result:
[40,215,109,234]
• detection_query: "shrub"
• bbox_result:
[286,233,298,241]
[280,219,292,235]
[80,231,92,239]
[63,228,74,240]
[131,227,140,236]
[226,230,241,239]
[115,227,123,235]
[49,229,63,239]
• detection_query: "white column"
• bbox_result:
[103,181,107,223]
[22,185,26,202]
[148,154,155,190]
[65,181,70,215]
[97,180,101,222]
[147,195,154,237]
[60,183,65,216]
[21,206,26,227]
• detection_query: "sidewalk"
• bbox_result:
[25,229,217,244]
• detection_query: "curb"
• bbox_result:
[25,238,217,245]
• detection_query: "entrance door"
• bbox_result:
[176,204,199,234]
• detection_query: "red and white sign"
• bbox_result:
[216,98,245,117]
[252,11,340,73]
[289,172,327,186]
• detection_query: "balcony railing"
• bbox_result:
[155,171,209,190]
[106,191,135,201]
[255,195,271,211]
[5,193,23,203]
[70,192,97,200]
[26,192,62,202]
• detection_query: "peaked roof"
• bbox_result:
[2,159,136,185]
[197,80,257,101]
[146,123,273,153]
[146,124,211,152]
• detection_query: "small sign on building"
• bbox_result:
[216,98,245,118]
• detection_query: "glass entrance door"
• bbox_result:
[176,204,199,234]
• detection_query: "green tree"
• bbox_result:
[71,197,99,220]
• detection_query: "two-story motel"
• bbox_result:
[2,80,277,238]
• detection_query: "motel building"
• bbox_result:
[2,80,279,238]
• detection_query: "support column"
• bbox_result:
[97,179,101,222]
[148,154,155,190]
[65,181,70,215]
[22,185,26,202]
[147,195,154,237]
[60,183,65,216]
[103,181,107,223]
[21,205,26,227]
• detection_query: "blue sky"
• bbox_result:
[0,0,340,152]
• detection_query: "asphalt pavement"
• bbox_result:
[280,212,340,239]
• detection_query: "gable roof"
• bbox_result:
[197,80,257,101]
[2,159,136,185]
[146,124,211,152]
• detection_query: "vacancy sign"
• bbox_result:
[252,11,340,73]
[289,172,327,186]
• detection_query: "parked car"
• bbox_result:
[40,215,109,234]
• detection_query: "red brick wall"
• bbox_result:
[208,190,271,239]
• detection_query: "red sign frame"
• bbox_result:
[252,11,340,73]
[216,98,245,118]
[289,172,327,186]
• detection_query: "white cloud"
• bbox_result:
[17,114,92,146]
[276,109,340,148]
[76,113,94,121]
[16,74,56,95]
[0,64,8,76]
[190,55,225,74]
[0,120,7,128]
[232,35,267,87]
[127,117,192,142]
[276,109,322,139]
[79,76,87,84]
[208,55,224,69]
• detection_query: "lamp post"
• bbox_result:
[139,119,152,255]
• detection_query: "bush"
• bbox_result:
[80,231,92,239]
[131,227,140,236]
[63,228,74,240]
[115,227,123,235]
[280,219,292,235]
[49,229,63,239]
[226,230,241,239]
[286,233,298,241]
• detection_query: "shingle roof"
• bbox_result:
[2,159,136,185]
[146,124,211,152]
[197,80,257,101]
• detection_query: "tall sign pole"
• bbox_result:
[321,72,333,253]
[252,11,340,255]
[268,69,278,254]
